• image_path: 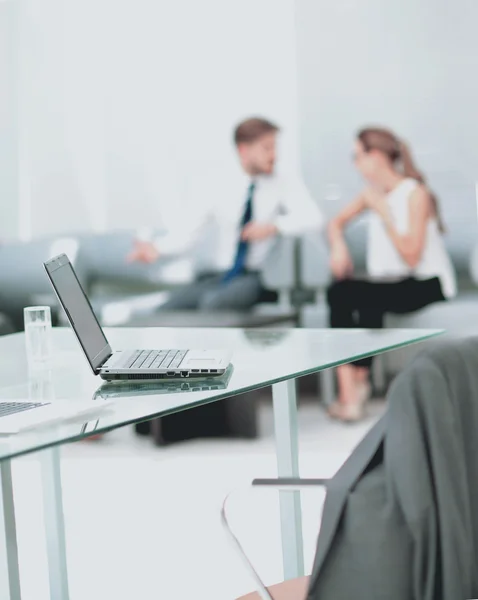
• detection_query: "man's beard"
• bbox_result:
[249,161,275,176]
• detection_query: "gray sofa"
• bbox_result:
[0,230,299,328]
[0,236,83,329]
[0,313,15,337]
[77,231,299,326]
[382,243,478,380]
[300,220,478,402]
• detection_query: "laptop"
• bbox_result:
[0,398,112,435]
[43,254,232,382]
[94,364,234,399]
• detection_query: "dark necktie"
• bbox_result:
[223,181,255,283]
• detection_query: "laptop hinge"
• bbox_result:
[96,353,113,374]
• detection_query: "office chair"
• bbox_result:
[222,478,327,600]
[222,337,478,600]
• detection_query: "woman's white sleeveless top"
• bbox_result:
[366,178,456,298]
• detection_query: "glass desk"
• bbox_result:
[0,326,442,600]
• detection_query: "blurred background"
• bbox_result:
[297,0,478,257]
[0,0,300,239]
[1,0,477,242]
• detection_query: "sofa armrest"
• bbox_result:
[79,230,193,287]
[0,236,80,305]
[469,242,478,286]
[299,233,331,297]
[260,236,297,307]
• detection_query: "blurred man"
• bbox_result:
[128,117,324,310]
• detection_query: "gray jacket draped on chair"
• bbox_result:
[307,337,478,600]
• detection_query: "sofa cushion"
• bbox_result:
[381,292,478,377]
[385,291,478,335]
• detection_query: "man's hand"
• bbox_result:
[126,241,160,264]
[241,222,278,242]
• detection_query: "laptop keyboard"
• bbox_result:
[126,349,188,370]
[0,401,50,419]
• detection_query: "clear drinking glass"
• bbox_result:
[24,306,53,369]
[28,368,54,401]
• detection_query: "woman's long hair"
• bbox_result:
[358,127,445,232]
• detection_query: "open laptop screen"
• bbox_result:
[44,254,112,374]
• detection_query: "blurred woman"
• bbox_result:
[327,127,456,421]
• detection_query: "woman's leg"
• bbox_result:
[327,280,361,406]
[327,280,382,413]
[327,280,359,329]
[336,364,363,403]
[385,276,445,314]
[328,277,445,417]
[351,290,386,371]
[353,277,444,390]
[328,279,407,420]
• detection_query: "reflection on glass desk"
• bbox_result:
[240,329,291,347]
[0,327,443,461]
[79,418,101,436]
[94,364,234,399]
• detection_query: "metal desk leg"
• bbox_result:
[319,369,335,406]
[0,460,21,600]
[40,447,70,600]
[272,379,304,580]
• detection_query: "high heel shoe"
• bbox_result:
[328,382,371,423]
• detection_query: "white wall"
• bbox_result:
[0,1,19,239]
[296,0,478,264]
[5,0,478,258]
[9,0,300,240]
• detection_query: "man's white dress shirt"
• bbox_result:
[152,172,324,273]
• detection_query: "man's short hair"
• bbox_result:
[234,117,279,146]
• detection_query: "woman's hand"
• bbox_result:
[326,194,368,279]
[363,188,390,222]
[330,241,354,280]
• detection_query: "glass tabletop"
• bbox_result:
[0,326,442,461]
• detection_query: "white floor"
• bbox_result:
[10,397,385,600]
